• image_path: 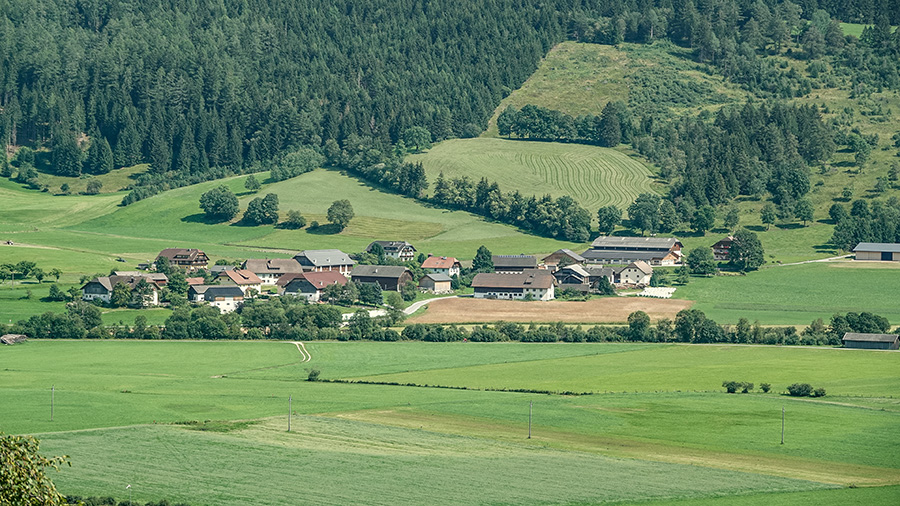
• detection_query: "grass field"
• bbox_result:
[407,137,656,211]
[672,261,900,325]
[407,296,692,324]
[2,340,897,505]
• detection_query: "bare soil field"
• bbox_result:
[407,297,693,324]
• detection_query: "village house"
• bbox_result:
[209,265,235,275]
[472,269,555,301]
[242,258,303,285]
[156,248,209,270]
[492,255,538,273]
[113,271,169,287]
[216,269,263,295]
[842,332,899,350]
[419,273,453,293]
[617,260,653,285]
[554,261,653,291]
[82,274,166,306]
[367,241,417,262]
[293,249,355,275]
[185,277,205,286]
[582,237,683,266]
[421,255,461,277]
[852,242,900,262]
[188,285,244,313]
[553,264,595,293]
[278,271,348,302]
[541,249,585,270]
[351,265,414,291]
[712,236,734,261]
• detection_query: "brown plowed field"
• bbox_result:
[408,297,693,324]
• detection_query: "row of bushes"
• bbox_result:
[787,383,827,397]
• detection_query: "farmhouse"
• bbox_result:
[242,258,303,285]
[553,264,594,292]
[617,261,653,285]
[367,241,417,262]
[421,256,461,277]
[216,269,263,295]
[209,265,235,275]
[185,277,205,286]
[852,242,900,262]
[157,248,209,270]
[293,249,355,275]
[1,334,27,345]
[81,274,165,306]
[493,255,538,273]
[351,265,414,291]
[472,269,555,301]
[188,285,244,313]
[842,332,899,350]
[419,273,453,293]
[554,261,653,291]
[542,249,585,270]
[278,271,348,302]
[582,237,683,266]
[113,271,169,286]
[712,236,734,261]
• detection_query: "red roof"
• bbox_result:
[421,256,459,269]
[218,269,262,285]
[301,271,348,288]
[185,277,205,285]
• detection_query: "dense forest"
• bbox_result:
[1,0,898,243]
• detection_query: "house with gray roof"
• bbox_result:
[419,273,453,293]
[82,274,165,306]
[472,269,555,301]
[582,237,683,266]
[492,255,538,273]
[293,249,355,275]
[188,285,244,313]
[242,258,303,285]
[367,241,417,262]
[853,243,900,262]
[542,249,585,270]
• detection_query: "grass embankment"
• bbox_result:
[408,137,655,211]
[2,341,898,505]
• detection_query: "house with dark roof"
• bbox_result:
[242,258,303,285]
[156,248,209,270]
[279,271,348,302]
[216,269,263,295]
[582,237,683,266]
[554,261,653,292]
[419,273,453,293]
[351,265,413,291]
[472,269,555,301]
[542,249,585,270]
[421,256,461,277]
[293,249,355,275]
[842,332,899,350]
[853,242,900,262]
[492,255,538,273]
[82,274,166,306]
[113,272,169,286]
[367,241,417,262]
[712,236,734,261]
[188,285,244,313]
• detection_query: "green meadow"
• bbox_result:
[2,341,898,505]
[408,137,655,211]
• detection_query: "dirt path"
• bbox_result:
[290,341,311,362]
[403,296,458,315]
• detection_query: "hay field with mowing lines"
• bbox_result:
[408,137,655,211]
[407,296,691,324]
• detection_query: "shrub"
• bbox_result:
[740,382,754,393]
[760,383,771,393]
[812,387,826,397]
[787,383,813,397]
[307,369,321,382]
[722,380,740,393]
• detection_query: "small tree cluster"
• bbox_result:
[722,381,754,393]
[787,383,825,397]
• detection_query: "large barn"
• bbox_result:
[852,242,900,261]
[842,333,899,350]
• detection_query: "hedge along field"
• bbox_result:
[671,262,900,325]
[408,137,655,211]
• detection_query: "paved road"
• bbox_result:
[403,295,458,315]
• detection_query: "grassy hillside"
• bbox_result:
[4,341,898,504]
[407,137,656,211]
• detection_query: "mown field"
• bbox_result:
[407,137,655,211]
[0,341,896,504]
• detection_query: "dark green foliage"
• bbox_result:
[627,193,661,235]
[307,369,321,382]
[83,135,114,175]
[828,203,848,223]
[686,248,717,276]
[728,229,765,272]
[472,246,493,273]
[199,186,239,221]
[795,198,814,225]
[596,205,622,235]
[813,387,827,397]
[281,210,307,229]
[84,179,103,195]
[595,276,616,296]
[787,383,813,397]
[326,199,354,230]
[760,203,776,230]
[722,381,753,394]
[51,130,82,177]
[691,205,716,234]
[723,207,740,232]
[403,127,432,152]
[244,174,261,192]
[357,282,383,306]
[243,193,280,225]
[831,198,900,250]
[627,310,650,341]
[760,383,771,393]
[270,148,324,182]
[400,281,418,302]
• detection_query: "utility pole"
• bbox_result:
[528,400,532,439]
[288,395,292,432]
[781,406,785,445]
[50,385,54,422]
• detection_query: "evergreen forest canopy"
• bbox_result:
[1,0,899,243]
